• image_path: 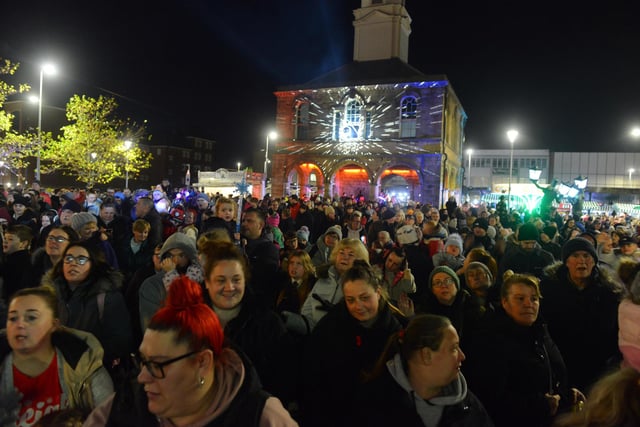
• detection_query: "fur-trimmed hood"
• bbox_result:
[542,260,625,294]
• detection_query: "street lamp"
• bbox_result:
[237,162,241,172]
[35,63,57,182]
[123,140,132,189]
[263,130,277,186]
[629,168,635,184]
[506,129,519,210]
[466,148,472,188]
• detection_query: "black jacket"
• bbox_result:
[464,308,570,427]
[351,368,494,427]
[539,262,622,391]
[302,300,405,427]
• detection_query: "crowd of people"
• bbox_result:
[0,181,639,426]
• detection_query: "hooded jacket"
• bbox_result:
[42,269,133,371]
[350,353,493,427]
[0,327,114,425]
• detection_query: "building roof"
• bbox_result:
[278,58,449,91]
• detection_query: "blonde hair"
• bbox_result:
[329,238,369,265]
[554,367,640,427]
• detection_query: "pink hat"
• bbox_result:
[267,213,280,228]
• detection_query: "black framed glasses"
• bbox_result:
[131,351,198,379]
[63,255,91,265]
[47,235,69,243]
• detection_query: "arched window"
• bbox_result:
[294,100,309,141]
[400,96,417,138]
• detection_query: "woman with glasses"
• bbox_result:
[464,272,583,427]
[31,225,79,285]
[0,285,113,426]
[84,276,298,426]
[42,241,133,378]
[414,265,482,344]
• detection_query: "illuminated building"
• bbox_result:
[269,0,466,205]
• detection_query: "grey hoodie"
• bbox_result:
[387,353,468,426]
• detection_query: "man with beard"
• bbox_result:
[499,222,554,280]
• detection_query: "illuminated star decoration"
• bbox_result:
[234,171,250,196]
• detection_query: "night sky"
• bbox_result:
[2,1,640,169]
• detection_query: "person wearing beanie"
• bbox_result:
[414,265,483,343]
[498,222,554,280]
[309,224,342,268]
[296,225,311,250]
[539,225,562,261]
[469,217,495,254]
[463,261,499,312]
[139,231,204,330]
[432,233,466,272]
[70,212,120,270]
[539,237,623,392]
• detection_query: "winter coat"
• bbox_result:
[84,347,297,427]
[0,327,114,425]
[0,250,39,301]
[414,289,483,344]
[350,354,494,427]
[207,289,299,407]
[499,245,554,279]
[301,300,405,427]
[42,269,134,372]
[464,308,570,427]
[539,262,622,391]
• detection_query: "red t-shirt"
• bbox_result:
[13,355,66,427]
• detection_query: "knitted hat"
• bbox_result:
[381,209,396,220]
[160,232,198,263]
[465,261,494,285]
[296,226,310,242]
[472,218,489,231]
[518,223,539,241]
[561,237,598,264]
[70,212,97,232]
[12,195,29,206]
[619,236,638,246]
[196,193,209,202]
[61,200,82,213]
[444,233,464,253]
[325,225,342,240]
[428,265,460,290]
[266,213,280,228]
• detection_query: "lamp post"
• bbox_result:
[506,129,519,210]
[466,148,472,188]
[237,162,241,172]
[123,140,132,189]
[629,168,635,184]
[263,130,277,188]
[35,63,56,182]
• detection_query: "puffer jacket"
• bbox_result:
[0,327,114,425]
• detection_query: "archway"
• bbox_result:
[379,167,420,203]
[334,164,370,200]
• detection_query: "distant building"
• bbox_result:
[269,0,466,206]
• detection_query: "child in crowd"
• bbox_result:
[432,233,465,272]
